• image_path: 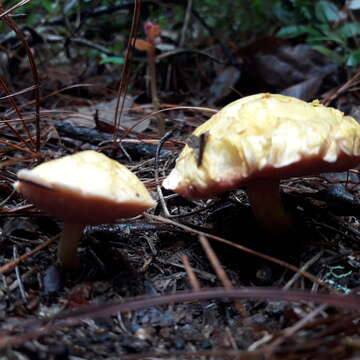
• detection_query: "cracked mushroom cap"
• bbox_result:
[15,150,156,224]
[163,93,360,199]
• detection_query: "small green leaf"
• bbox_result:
[346,50,360,66]
[276,25,311,38]
[315,1,340,23]
[308,27,347,47]
[111,43,123,53]
[308,34,346,47]
[312,45,344,64]
[272,3,295,24]
[100,56,125,65]
[42,0,59,13]
[338,22,360,38]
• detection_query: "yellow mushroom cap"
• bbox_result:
[163,93,360,199]
[14,150,156,224]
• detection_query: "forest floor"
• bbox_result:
[1,8,360,359]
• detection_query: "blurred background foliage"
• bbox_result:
[0,0,359,108]
[2,0,359,66]
[4,0,360,66]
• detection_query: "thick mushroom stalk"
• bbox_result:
[57,222,85,270]
[246,179,292,237]
[162,93,360,238]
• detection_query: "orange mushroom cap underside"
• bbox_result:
[15,150,156,224]
[163,93,360,199]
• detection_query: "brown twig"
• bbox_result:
[199,234,247,315]
[264,304,328,356]
[0,138,40,156]
[113,0,141,141]
[283,251,324,290]
[182,255,201,291]
[0,0,31,18]
[0,236,57,274]
[321,68,360,106]
[0,4,42,151]
[144,213,335,292]
[123,105,216,139]
[0,78,34,151]
[199,234,233,289]
[13,245,27,300]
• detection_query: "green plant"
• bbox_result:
[100,56,125,65]
[276,0,360,67]
[196,0,279,42]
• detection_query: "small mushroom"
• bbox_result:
[14,150,156,270]
[163,93,360,236]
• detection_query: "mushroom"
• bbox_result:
[14,150,156,270]
[163,93,360,236]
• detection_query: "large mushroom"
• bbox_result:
[14,150,156,270]
[163,93,360,236]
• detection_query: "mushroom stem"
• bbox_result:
[57,222,85,270]
[246,179,293,237]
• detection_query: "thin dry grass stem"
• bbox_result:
[199,235,233,289]
[6,84,116,115]
[0,0,31,19]
[0,236,58,274]
[0,204,40,216]
[115,138,182,146]
[1,121,33,152]
[0,154,40,168]
[321,68,360,106]
[0,138,39,156]
[13,245,28,300]
[0,77,35,142]
[0,169,16,182]
[0,112,54,125]
[199,234,247,316]
[0,4,41,151]
[0,78,25,120]
[0,188,15,207]
[124,105,217,138]
[130,103,217,114]
[0,84,37,101]
[0,77,35,151]
[2,86,103,119]
[283,251,324,290]
[182,255,201,291]
[225,326,239,350]
[113,0,141,142]
[156,48,226,65]
[144,213,335,292]
[264,304,327,356]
